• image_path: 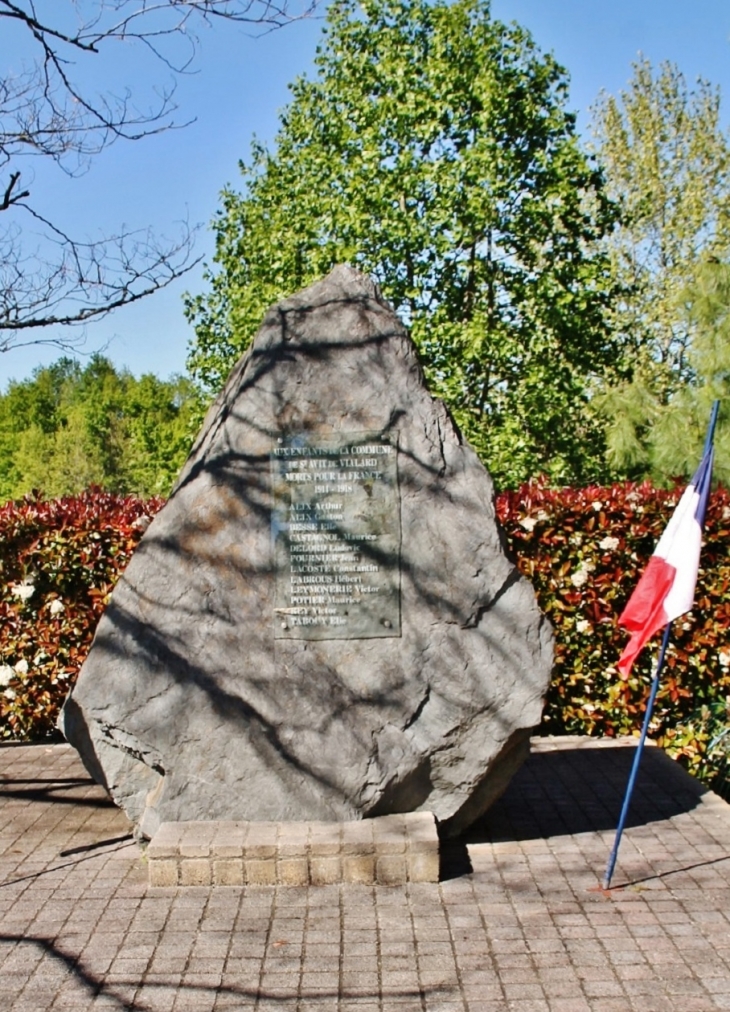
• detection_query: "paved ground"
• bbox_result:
[1,736,729,1012]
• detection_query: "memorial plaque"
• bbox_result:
[271,432,401,639]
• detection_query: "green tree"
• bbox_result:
[634,261,730,484]
[0,356,199,500]
[121,373,202,495]
[186,0,619,488]
[591,59,730,476]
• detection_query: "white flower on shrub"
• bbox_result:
[132,514,152,532]
[592,501,603,511]
[570,561,596,588]
[14,659,28,676]
[599,536,619,551]
[10,581,35,601]
[723,506,730,521]
[576,619,592,634]
[0,665,14,686]
[48,598,65,616]
[519,509,549,532]
[4,688,16,700]
[719,649,730,669]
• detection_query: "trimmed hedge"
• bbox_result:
[1,483,728,791]
[497,479,730,794]
[0,491,163,740]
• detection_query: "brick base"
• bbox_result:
[147,812,439,887]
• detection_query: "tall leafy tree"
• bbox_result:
[592,59,730,476]
[186,0,619,488]
[630,261,730,486]
[0,356,199,500]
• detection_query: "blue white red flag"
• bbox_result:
[617,449,714,677]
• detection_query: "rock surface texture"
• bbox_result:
[60,266,553,838]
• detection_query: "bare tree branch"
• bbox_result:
[0,208,202,352]
[0,1,320,352]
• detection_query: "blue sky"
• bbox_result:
[3,0,730,387]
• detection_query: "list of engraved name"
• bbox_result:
[271,437,400,639]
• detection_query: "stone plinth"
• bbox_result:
[147,812,440,887]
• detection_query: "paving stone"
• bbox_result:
[2,739,730,1010]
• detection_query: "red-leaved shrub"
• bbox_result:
[497,479,730,739]
[498,479,730,791]
[0,490,164,739]
[1,482,729,790]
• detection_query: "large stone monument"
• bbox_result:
[60,265,553,839]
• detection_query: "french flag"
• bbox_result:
[617,448,714,678]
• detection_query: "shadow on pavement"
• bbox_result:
[0,934,454,1012]
[465,743,708,845]
[59,834,133,857]
[0,774,115,807]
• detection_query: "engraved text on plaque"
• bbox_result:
[271,433,401,639]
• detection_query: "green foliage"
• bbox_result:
[592,60,730,480]
[640,264,730,485]
[186,0,619,488]
[659,699,730,800]
[0,355,200,500]
[0,491,163,740]
[594,263,730,486]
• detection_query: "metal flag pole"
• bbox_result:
[602,399,720,890]
[602,623,672,889]
[704,400,721,456]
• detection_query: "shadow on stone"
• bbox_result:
[59,266,553,838]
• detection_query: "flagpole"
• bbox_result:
[704,400,720,455]
[602,623,672,889]
[603,398,720,889]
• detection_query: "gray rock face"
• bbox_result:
[59,265,553,838]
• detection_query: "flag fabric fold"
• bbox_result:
[617,449,714,677]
